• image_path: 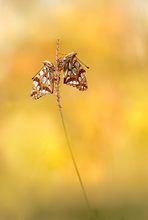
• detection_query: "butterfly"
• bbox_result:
[31,61,55,99]
[63,52,88,91]
[31,53,88,99]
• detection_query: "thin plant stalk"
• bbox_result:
[55,39,93,218]
[55,39,62,109]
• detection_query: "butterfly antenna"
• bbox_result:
[77,57,90,69]
[59,52,66,56]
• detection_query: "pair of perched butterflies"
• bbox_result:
[31,52,88,99]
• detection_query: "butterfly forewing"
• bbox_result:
[31,61,55,99]
[63,52,88,91]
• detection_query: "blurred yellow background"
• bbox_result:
[0,0,148,219]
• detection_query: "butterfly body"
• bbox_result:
[63,52,88,91]
[31,61,55,99]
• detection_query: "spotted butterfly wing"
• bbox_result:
[63,52,88,91]
[31,61,55,99]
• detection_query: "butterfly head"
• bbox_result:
[43,60,55,71]
[63,52,77,62]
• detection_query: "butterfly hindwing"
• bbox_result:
[31,61,55,99]
[63,52,88,91]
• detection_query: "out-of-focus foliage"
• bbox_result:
[0,0,148,219]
